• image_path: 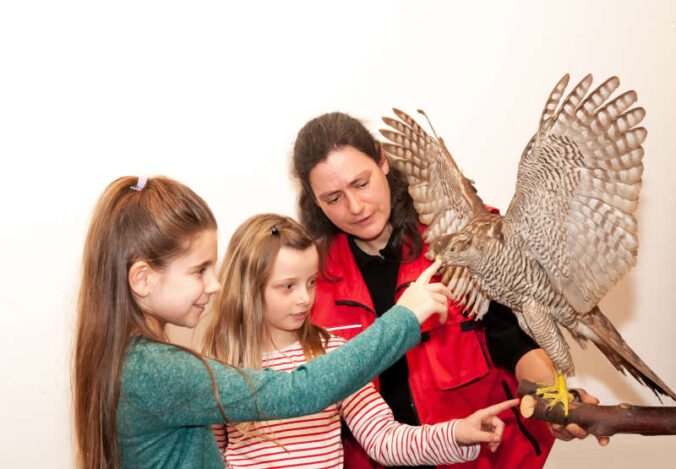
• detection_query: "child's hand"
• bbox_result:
[454,398,520,453]
[396,260,452,324]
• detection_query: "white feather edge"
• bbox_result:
[439,265,490,320]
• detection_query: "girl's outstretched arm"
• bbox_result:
[338,357,479,465]
[339,392,518,465]
[119,305,419,430]
[120,259,449,430]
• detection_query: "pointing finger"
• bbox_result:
[416,259,442,285]
[477,399,520,418]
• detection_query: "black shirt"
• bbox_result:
[347,235,420,425]
[347,235,538,468]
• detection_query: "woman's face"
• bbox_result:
[309,146,391,243]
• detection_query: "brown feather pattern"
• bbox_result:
[380,74,676,400]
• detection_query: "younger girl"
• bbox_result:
[73,176,452,469]
[204,214,518,468]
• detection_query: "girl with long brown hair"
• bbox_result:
[73,175,451,469]
[204,213,518,468]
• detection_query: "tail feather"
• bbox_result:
[576,306,676,401]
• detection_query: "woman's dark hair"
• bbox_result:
[292,112,422,261]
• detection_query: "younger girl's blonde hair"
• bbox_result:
[204,213,329,368]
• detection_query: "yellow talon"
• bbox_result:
[535,370,575,415]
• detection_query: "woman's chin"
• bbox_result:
[351,220,390,244]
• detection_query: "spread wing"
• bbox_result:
[379,108,489,249]
[504,74,645,312]
[380,109,491,318]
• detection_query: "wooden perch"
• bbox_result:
[517,380,676,436]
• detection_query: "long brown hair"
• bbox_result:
[203,213,329,368]
[74,176,218,469]
[291,112,422,261]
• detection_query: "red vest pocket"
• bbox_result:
[408,321,491,391]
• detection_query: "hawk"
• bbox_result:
[380,74,676,412]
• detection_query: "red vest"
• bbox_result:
[312,228,555,469]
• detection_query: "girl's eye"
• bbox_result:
[326,195,340,205]
[308,278,316,287]
[196,267,206,275]
[358,180,369,188]
[282,283,294,290]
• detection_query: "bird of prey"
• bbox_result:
[380,74,676,413]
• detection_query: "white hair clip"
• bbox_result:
[130,176,148,191]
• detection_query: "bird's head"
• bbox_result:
[431,232,481,269]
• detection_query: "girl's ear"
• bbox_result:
[128,261,154,298]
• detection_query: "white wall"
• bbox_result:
[1,1,674,467]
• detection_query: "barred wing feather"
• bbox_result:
[380,108,491,318]
[504,74,645,313]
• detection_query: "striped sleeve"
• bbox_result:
[338,373,479,465]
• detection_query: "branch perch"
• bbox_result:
[517,380,676,436]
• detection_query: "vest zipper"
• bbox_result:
[501,380,542,456]
[408,376,421,425]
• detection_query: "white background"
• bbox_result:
[1,1,674,467]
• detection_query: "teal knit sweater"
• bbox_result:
[116,305,420,468]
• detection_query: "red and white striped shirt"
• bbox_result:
[213,336,479,468]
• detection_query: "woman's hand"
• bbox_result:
[549,388,610,446]
[514,351,610,446]
[454,398,520,453]
[396,260,452,325]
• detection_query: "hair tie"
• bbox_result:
[131,176,148,191]
[270,226,279,236]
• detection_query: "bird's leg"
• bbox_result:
[518,300,576,415]
[534,369,576,416]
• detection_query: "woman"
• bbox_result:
[291,112,606,469]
